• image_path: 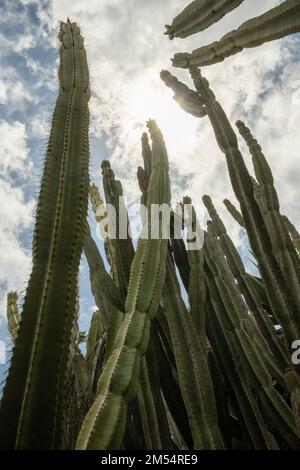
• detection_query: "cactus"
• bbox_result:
[6,292,20,342]
[0,20,90,449]
[223,198,245,228]
[160,70,207,117]
[161,67,300,344]
[172,0,300,67]
[2,17,300,451]
[165,0,244,39]
[203,195,290,373]
[76,120,171,449]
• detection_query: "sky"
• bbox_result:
[0,0,300,375]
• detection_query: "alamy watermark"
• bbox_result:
[292,340,300,365]
[93,197,205,251]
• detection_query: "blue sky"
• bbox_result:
[1,0,300,384]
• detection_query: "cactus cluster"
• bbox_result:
[1,9,300,450]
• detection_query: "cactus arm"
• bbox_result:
[282,215,300,254]
[137,357,162,449]
[189,67,300,343]
[160,70,207,118]
[203,195,289,372]
[84,225,124,321]
[165,0,244,39]
[76,120,170,449]
[163,255,224,449]
[152,321,194,449]
[101,161,135,296]
[204,232,300,448]
[236,121,300,300]
[285,369,300,437]
[6,291,20,342]
[0,21,90,449]
[172,0,300,67]
[205,279,279,449]
[223,198,245,227]
[182,196,206,345]
[141,132,152,179]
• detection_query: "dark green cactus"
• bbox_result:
[6,292,20,342]
[223,198,245,227]
[0,20,90,449]
[165,0,245,39]
[172,0,300,68]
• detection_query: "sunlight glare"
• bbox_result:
[126,79,199,158]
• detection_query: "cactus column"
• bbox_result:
[172,0,300,68]
[76,120,171,450]
[0,20,90,449]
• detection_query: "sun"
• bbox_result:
[126,77,199,158]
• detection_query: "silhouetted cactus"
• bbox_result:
[165,0,244,39]
[171,0,300,68]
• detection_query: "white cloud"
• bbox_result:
[0,121,33,177]
[0,0,299,322]
[46,0,300,249]
[0,68,35,111]
[0,179,33,317]
[0,121,34,317]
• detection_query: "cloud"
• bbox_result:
[1,0,299,329]
[0,178,33,317]
[0,120,34,317]
[0,120,33,177]
[47,0,300,248]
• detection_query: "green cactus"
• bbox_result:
[160,70,207,117]
[2,15,300,452]
[6,291,21,342]
[236,121,300,291]
[203,195,289,373]
[223,198,245,228]
[0,20,90,449]
[76,120,171,449]
[161,67,300,344]
[172,0,300,67]
[165,0,244,39]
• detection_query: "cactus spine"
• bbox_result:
[0,20,90,449]
[172,0,300,68]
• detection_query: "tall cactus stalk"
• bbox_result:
[0,20,90,449]
[202,195,290,373]
[165,0,244,39]
[172,0,300,68]
[236,120,300,303]
[76,120,171,449]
